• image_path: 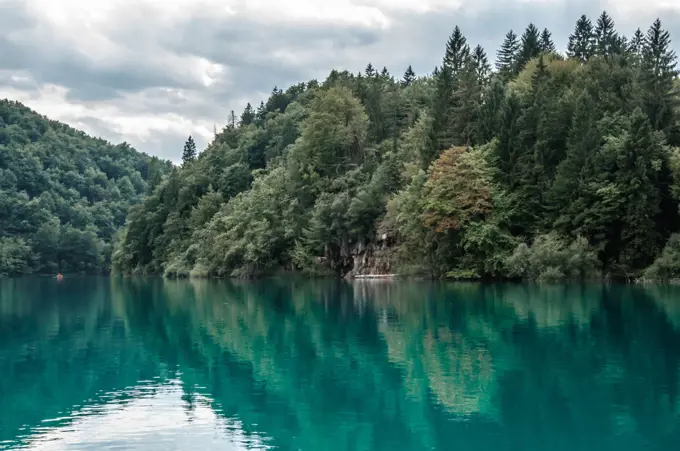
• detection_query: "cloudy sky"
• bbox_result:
[1,0,679,162]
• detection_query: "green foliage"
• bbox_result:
[644,234,680,281]
[0,99,170,276]
[113,12,680,281]
[182,135,197,165]
[507,234,601,282]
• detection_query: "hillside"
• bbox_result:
[0,100,171,276]
[114,12,680,282]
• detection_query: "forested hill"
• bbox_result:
[0,100,172,276]
[114,12,680,282]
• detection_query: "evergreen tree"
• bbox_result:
[365,63,376,77]
[496,30,520,80]
[256,101,267,123]
[550,91,601,233]
[539,28,556,53]
[431,64,455,153]
[240,103,255,126]
[182,136,197,165]
[615,109,665,270]
[472,45,491,85]
[641,19,679,137]
[629,28,645,56]
[474,79,505,144]
[450,61,482,146]
[402,65,416,86]
[594,11,620,57]
[517,24,542,70]
[443,26,470,77]
[227,110,237,128]
[568,15,595,63]
[380,67,390,78]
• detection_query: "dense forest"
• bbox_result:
[114,12,680,281]
[0,100,171,276]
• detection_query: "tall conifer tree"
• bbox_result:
[517,24,541,71]
[642,19,679,139]
[568,15,595,63]
[496,30,520,80]
[594,11,620,57]
[443,26,470,77]
[472,45,491,85]
[240,103,255,126]
[402,65,416,86]
[539,28,556,53]
[182,136,197,165]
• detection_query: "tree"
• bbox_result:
[471,45,491,85]
[641,19,679,138]
[614,109,666,270]
[182,136,197,165]
[402,65,416,86]
[227,110,237,128]
[240,103,255,126]
[422,147,494,234]
[629,28,645,56]
[568,15,595,63]
[497,30,520,80]
[517,24,542,70]
[365,63,376,77]
[539,28,556,53]
[549,91,601,233]
[443,26,470,77]
[594,11,620,57]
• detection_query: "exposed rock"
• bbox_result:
[343,235,396,279]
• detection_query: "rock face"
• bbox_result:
[344,235,396,279]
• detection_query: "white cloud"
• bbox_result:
[1,0,680,161]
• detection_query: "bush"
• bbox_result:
[644,234,680,282]
[506,234,601,282]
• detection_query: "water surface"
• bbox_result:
[1,278,680,450]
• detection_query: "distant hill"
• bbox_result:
[0,99,172,276]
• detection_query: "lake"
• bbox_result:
[1,278,680,450]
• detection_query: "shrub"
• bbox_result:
[506,233,600,281]
[644,234,680,282]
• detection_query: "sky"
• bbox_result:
[1,0,680,162]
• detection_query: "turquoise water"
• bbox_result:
[1,278,680,450]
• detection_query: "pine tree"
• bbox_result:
[594,11,620,57]
[629,28,645,56]
[568,15,595,63]
[365,63,376,77]
[550,91,601,232]
[472,45,491,85]
[517,24,541,71]
[380,66,390,78]
[182,136,197,165]
[474,79,505,144]
[240,103,255,126]
[539,28,556,53]
[431,64,455,152]
[402,65,416,86]
[443,26,470,77]
[256,101,266,123]
[496,30,520,81]
[642,19,679,139]
[227,110,237,128]
[616,109,665,270]
[450,61,482,146]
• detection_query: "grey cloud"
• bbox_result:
[2,0,680,159]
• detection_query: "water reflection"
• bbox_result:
[1,278,680,450]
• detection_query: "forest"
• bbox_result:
[0,100,171,276]
[108,12,680,281]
